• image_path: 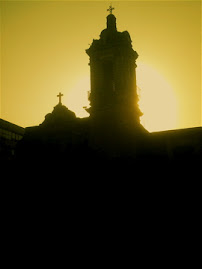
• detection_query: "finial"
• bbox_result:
[107,5,115,14]
[106,4,117,31]
[57,92,63,104]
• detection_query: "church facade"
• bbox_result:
[16,8,202,163]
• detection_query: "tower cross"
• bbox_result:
[57,92,63,104]
[107,5,115,14]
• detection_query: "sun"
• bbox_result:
[65,76,90,118]
[137,63,178,132]
[66,64,178,132]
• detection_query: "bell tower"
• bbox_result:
[86,6,143,128]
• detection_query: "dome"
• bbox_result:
[42,103,76,126]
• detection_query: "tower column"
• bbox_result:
[86,7,146,143]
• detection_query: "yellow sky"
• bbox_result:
[0,0,201,131]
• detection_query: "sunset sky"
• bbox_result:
[0,0,201,132]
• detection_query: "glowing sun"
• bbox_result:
[137,63,178,132]
[66,63,178,132]
[65,76,90,118]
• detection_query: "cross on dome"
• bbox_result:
[57,92,63,104]
[107,5,115,14]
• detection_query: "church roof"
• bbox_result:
[41,103,76,127]
[86,13,133,56]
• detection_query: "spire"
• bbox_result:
[106,5,117,31]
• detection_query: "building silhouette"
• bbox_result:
[0,119,24,160]
[16,9,202,164]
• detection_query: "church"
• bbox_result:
[16,7,202,164]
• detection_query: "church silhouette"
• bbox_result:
[17,8,202,164]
